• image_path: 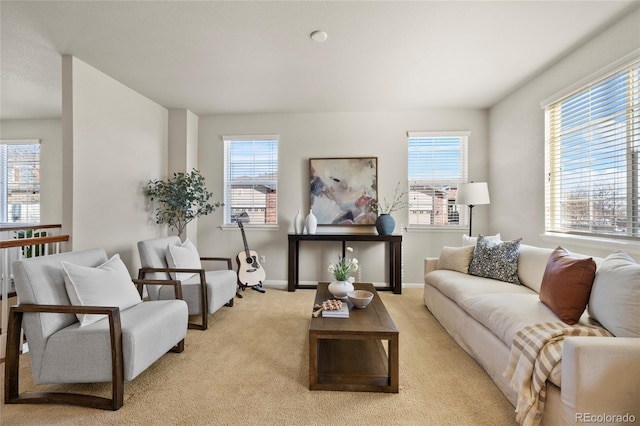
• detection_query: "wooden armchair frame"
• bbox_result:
[137,256,234,331]
[4,281,184,411]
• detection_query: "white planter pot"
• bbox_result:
[328,280,354,300]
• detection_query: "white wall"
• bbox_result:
[198,109,489,285]
[168,108,200,243]
[489,7,640,259]
[0,118,63,225]
[62,56,168,272]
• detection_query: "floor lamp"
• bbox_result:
[456,182,490,236]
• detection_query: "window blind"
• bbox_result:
[407,132,469,226]
[223,136,278,225]
[545,59,639,238]
[0,141,40,224]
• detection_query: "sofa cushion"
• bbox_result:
[517,245,554,293]
[436,245,475,273]
[166,238,202,281]
[469,236,522,284]
[425,270,534,308]
[539,247,596,325]
[588,251,640,337]
[459,293,596,388]
[62,254,142,327]
[460,294,566,346]
[462,233,501,247]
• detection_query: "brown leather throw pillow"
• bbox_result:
[539,246,596,325]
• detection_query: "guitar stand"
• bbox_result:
[238,281,266,294]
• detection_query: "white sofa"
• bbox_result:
[423,243,640,425]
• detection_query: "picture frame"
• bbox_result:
[309,157,378,225]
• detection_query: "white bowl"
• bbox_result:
[347,290,374,308]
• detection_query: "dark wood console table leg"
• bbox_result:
[288,238,297,292]
[390,240,402,294]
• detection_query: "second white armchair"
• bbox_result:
[137,236,237,330]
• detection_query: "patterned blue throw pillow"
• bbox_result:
[468,235,522,284]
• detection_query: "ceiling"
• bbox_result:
[1,1,638,120]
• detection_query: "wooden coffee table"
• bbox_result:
[309,282,399,393]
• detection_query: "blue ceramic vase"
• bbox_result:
[375,214,395,235]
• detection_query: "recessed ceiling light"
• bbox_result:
[310,30,328,42]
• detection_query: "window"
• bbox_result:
[223,135,278,226]
[0,140,40,224]
[545,58,639,239]
[407,132,469,226]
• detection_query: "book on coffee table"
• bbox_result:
[322,304,349,318]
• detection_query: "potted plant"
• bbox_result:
[370,182,408,235]
[327,247,359,299]
[145,169,223,238]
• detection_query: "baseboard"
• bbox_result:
[261,281,424,291]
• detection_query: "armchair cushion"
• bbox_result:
[61,254,142,327]
[166,238,201,281]
[40,300,188,383]
[158,269,237,315]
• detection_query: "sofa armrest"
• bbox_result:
[562,336,640,422]
[424,257,438,275]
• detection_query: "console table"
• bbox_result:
[287,233,402,294]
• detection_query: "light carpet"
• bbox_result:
[1,287,516,425]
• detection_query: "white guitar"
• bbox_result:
[236,220,266,293]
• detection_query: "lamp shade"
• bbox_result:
[456,182,490,206]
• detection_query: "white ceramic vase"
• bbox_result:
[328,280,354,300]
[305,209,317,234]
[293,209,303,234]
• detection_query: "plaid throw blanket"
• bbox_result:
[504,322,612,426]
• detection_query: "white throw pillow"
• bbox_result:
[588,251,640,337]
[462,233,501,247]
[62,254,142,327]
[166,239,202,281]
[437,246,475,274]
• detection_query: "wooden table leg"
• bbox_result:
[309,332,318,389]
[388,333,399,392]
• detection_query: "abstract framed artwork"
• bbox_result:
[309,157,378,225]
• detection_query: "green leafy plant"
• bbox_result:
[15,229,47,258]
[327,247,359,281]
[145,169,223,237]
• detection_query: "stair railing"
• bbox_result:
[0,224,69,359]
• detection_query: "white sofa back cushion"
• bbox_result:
[462,233,500,247]
[517,245,602,294]
[588,250,640,337]
[516,245,554,293]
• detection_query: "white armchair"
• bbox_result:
[4,248,188,410]
[137,236,237,330]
